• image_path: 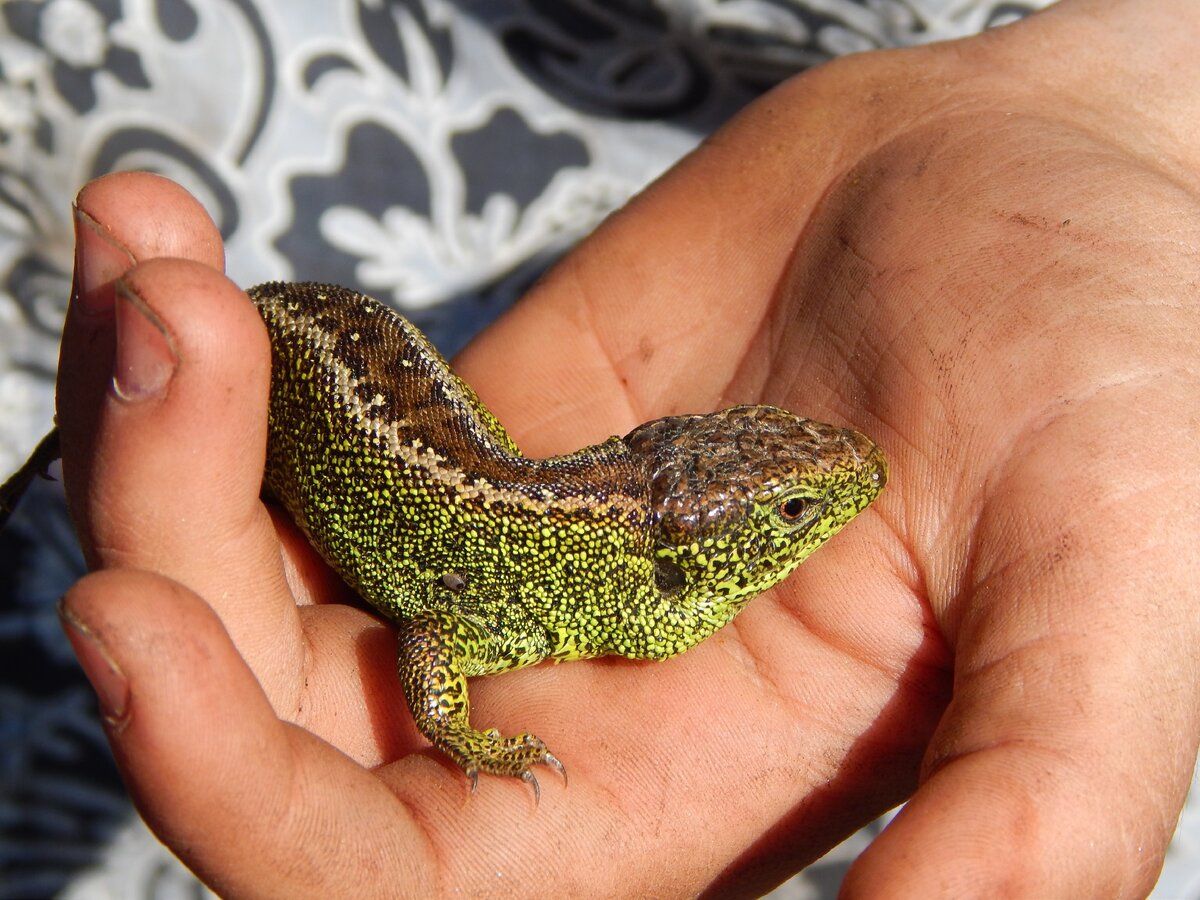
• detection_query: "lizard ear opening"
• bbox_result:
[654,557,686,594]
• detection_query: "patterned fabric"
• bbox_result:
[9,2,1193,899]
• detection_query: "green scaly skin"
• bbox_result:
[251,282,888,795]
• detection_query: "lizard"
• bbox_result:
[1,281,888,796]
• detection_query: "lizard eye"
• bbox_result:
[779,497,811,521]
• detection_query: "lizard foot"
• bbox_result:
[439,726,567,802]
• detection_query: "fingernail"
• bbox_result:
[59,601,130,728]
[72,203,136,317]
[113,282,178,402]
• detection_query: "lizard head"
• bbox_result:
[624,405,887,621]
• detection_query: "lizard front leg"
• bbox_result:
[396,608,564,796]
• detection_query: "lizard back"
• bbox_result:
[250,282,655,656]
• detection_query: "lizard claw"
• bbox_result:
[521,769,542,806]
[519,753,566,807]
[542,750,567,788]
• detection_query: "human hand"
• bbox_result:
[57,0,1200,895]
[472,1,1199,894]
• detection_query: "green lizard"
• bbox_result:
[1,282,887,795]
